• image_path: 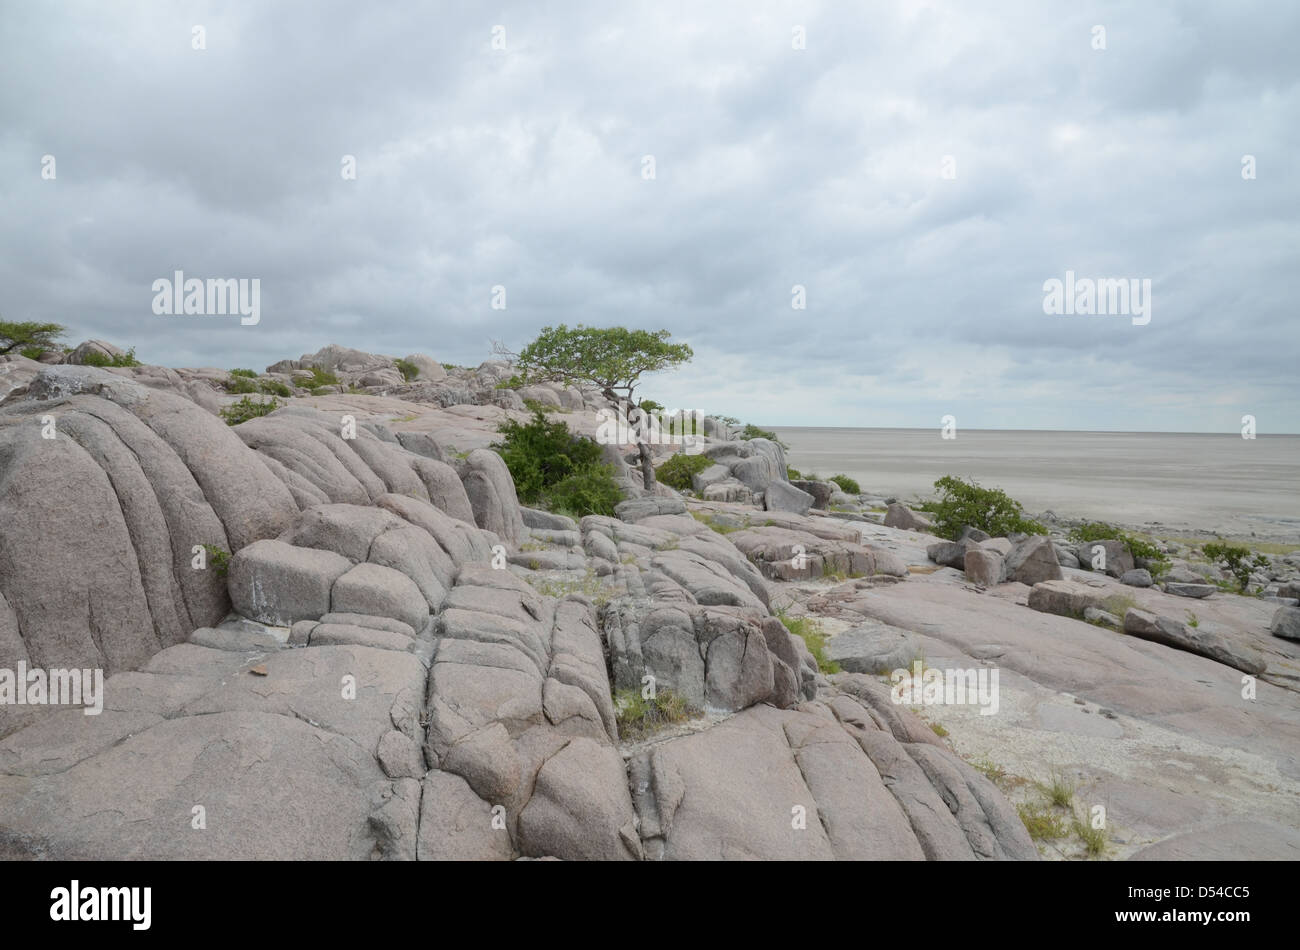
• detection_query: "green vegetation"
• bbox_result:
[309,385,335,396]
[258,379,292,397]
[305,366,339,387]
[1018,802,1069,841]
[776,610,839,674]
[521,397,567,414]
[929,721,949,738]
[0,320,65,356]
[510,324,693,404]
[81,347,141,367]
[1040,771,1076,809]
[786,467,802,480]
[739,423,788,449]
[829,473,861,495]
[201,544,231,578]
[220,395,280,426]
[229,368,258,378]
[613,688,698,741]
[393,357,419,382]
[690,511,748,535]
[971,757,1009,786]
[20,346,52,360]
[1203,541,1271,593]
[1073,819,1108,857]
[527,567,618,606]
[655,451,712,491]
[1068,521,1170,573]
[919,475,1047,540]
[1185,610,1200,629]
[493,409,622,516]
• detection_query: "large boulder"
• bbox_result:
[883,504,933,532]
[1004,535,1063,585]
[764,479,814,516]
[457,449,525,546]
[228,540,351,627]
[1074,539,1134,578]
[1269,606,1300,641]
[1123,608,1265,675]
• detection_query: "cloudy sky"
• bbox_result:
[2,1,1297,431]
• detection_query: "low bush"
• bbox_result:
[394,358,419,382]
[1203,541,1270,592]
[80,347,141,367]
[655,451,712,491]
[306,366,339,387]
[220,395,279,426]
[924,475,1047,540]
[829,473,860,494]
[229,368,258,378]
[614,688,697,741]
[493,409,623,516]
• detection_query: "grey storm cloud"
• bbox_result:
[1,0,1297,431]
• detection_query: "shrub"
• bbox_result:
[924,475,1047,540]
[225,374,259,394]
[19,346,48,360]
[394,358,418,382]
[740,423,788,449]
[493,409,623,516]
[306,366,339,387]
[655,451,712,491]
[786,466,802,480]
[776,610,839,674]
[614,688,697,741]
[229,368,258,378]
[1203,542,1270,592]
[201,544,231,577]
[220,396,279,426]
[1068,521,1170,573]
[829,473,860,494]
[81,347,141,367]
[259,379,292,397]
[541,465,624,518]
[1018,802,1068,841]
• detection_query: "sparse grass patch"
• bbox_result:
[971,756,1009,786]
[613,688,697,741]
[690,511,746,535]
[930,721,949,737]
[528,568,618,607]
[1039,771,1076,809]
[1073,818,1108,857]
[776,609,839,674]
[1102,593,1137,619]
[1018,802,1069,841]
[220,395,279,426]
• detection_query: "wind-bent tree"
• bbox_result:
[0,320,66,356]
[504,324,694,489]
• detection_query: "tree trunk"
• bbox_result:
[637,440,655,490]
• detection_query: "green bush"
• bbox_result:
[394,358,419,382]
[220,396,280,426]
[492,409,623,516]
[829,473,860,494]
[1068,522,1169,572]
[229,368,258,378]
[740,423,788,449]
[226,374,259,394]
[786,466,802,480]
[655,451,712,491]
[306,366,339,387]
[259,379,292,397]
[925,475,1047,540]
[201,544,231,578]
[19,346,48,360]
[614,687,697,741]
[1203,542,1270,592]
[81,347,141,367]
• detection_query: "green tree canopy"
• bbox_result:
[512,324,692,403]
[0,320,66,356]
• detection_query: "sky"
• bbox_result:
[2,1,1297,432]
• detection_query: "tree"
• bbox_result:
[0,320,66,356]
[503,325,694,489]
